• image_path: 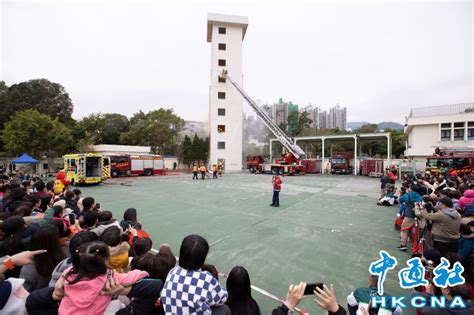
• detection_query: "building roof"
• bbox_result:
[90,144,151,154]
[207,13,249,42]
[408,103,474,119]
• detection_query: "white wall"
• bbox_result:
[405,112,474,157]
[208,16,246,171]
[405,124,438,157]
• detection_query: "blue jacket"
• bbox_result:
[399,191,422,218]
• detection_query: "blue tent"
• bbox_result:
[11,153,39,164]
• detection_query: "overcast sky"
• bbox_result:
[1,0,473,124]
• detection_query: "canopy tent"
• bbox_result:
[11,153,39,164]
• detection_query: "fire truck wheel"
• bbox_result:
[111,171,118,178]
[144,169,153,176]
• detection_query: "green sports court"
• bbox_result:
[80,173,411,314]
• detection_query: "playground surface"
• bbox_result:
[80,172,412,314]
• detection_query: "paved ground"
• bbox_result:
[80,172,412,314]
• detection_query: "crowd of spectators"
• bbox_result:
[379,168,474,314]
[1,169,473,314]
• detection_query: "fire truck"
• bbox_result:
[63,153,109,185]
[220,69,306,175]
[426,147,474,175]
[330,152,354,174]
[109,154,165,177]
[246,154,305,175]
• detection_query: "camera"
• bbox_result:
[422,196,437,213]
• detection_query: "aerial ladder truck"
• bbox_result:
[219,69,306,175]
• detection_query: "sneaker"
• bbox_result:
[269,204,275,207]
[397,245,407,251]
[274,204,280,207]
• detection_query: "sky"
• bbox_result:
[1,0,473,124]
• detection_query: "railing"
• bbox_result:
[408,103,474,118]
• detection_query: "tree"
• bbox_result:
[361,141,381,157]
[0,81,10,150]
[76,131,97,153]
[181,135,193,165]
[386,129,407,158]
[6,79,74,126]
[120,109,184,154]
[287,111,313,137]
[2,109,73,158]
[191,134,203,162]
[75,113,129,145]
[355,123,378,134]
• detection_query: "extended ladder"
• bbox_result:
[220,69,306,160]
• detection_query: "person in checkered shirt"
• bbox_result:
[160,234,229,315]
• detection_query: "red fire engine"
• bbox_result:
[426,147,474,175]
[246,153,305,175]
[330,152,354,174]
[110,154,165,177]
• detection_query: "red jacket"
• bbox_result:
[387,171,397,181]
[273,176,282,191]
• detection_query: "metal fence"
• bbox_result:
[409,103,474,118]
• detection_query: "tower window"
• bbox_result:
[218,142,226,149]
[218,27,226,34]
[218,108,226,116]
[218,125,226,133]
[218,43,226,50]
[218,76,226,83]
[218,92,225,99]
[218,59,226,66]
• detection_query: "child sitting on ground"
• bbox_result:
[55,241,149,315]
[377,184,397,206]
[100,226,130,272]
[130,237,153,269]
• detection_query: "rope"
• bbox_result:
[149,248,307,314]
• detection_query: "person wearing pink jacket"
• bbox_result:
[459,189,474,211]
[54,241,149,315]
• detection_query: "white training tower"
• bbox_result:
[207,13,248,172]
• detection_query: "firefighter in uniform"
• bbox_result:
[212,164,218,179]
[200,164,207,180]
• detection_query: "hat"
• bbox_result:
[53,199,66,209]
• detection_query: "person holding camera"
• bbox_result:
[415,197,461,256]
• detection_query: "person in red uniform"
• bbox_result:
[270,175,282,207]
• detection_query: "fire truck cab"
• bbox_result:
[63,153,108,185]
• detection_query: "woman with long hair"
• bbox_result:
[120,207,138,231]
[225,266,261,315]
[20,224,65,292]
